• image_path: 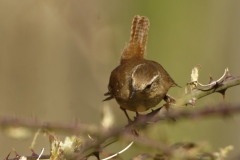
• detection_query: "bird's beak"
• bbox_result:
[130,88,137,98]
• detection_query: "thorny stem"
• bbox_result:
[177,75,240,106]
[2,74,240,160]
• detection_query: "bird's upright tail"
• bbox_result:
[120,15,149,64]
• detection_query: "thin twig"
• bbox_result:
[37,148,44,160]
[102,142,134,160]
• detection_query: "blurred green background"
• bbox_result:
[0,0,240,159]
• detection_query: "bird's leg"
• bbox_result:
[135,112,139,117]
[120,107,132,123]
[120,107,139,136]
[134,112,139,120]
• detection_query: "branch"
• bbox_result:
[176,75,240,106]
[0,117,101,135]
[77,103,240,159]
[1,71,239,130]
[2,70,240,159]
[76,71,240,159]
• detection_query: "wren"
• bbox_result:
[103,15,178,121]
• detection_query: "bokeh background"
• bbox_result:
[0,0,240,159]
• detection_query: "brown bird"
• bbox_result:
[103,15,178,122]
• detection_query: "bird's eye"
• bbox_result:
[145,84,151,89]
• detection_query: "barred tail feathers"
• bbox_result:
[121,15,149,63]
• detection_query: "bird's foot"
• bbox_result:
[164,94,176,104]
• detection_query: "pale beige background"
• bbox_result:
[0,1,240,159]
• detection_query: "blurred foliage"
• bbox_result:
[0,0,240,159]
